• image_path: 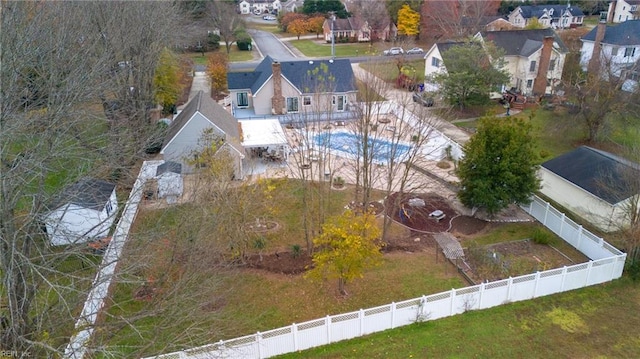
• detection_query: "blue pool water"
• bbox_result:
[312,131,412,163]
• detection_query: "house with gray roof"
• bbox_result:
[43,178,118,246]
[227,56,358,124]
[161,91,245,179]
[156,161,183,204]
[424,29,568,96]
[508,4,585,29]
[479,28,568,95]
[539,146,640,232]
[580,20,640,92]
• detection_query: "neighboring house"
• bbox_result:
[422,41,466,92]
[539,146,640,232]
[161,91,245,179]
[156,161,183,204]
[238,0,281,14]
[321,16,395,43]
[282,0,301,13]
[44,178,118,246]
[485,17,518,32]
[323,17,371,43]
[607,0,640,23]
[227,56,358,122]
[424,29,568,96]
[580,20,640,92]
[508,4,585,29]
[479,28,569,96]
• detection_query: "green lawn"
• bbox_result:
[184,47,255,68]
[359,59,426,84]
[277,278,640,358]
[291,39,382,58]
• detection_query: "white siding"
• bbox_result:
[539,168,631,232]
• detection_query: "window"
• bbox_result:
[612,47,619,56]
[286,97,299,112]
[526,79,533,88]
[624,47,636,57]
[237,92,249,107]
[105,201,113,216]
[549,59,556,71]
[303,96,311,106]
[529,61,536,72]
[333,95,345,111]
[431,57,441,67]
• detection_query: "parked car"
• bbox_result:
[412,92,434,107]
[263,14,276,21]
[383,47,404,56]
[406,47,424,54]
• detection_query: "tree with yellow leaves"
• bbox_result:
[208,52,229,99]
[154,48,182,114]
[307,15,326,39]
[306,210,383,295]
[397,4,420,37]
[288,18,309,40]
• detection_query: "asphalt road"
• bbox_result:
[228,29,426,72]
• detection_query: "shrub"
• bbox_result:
[291,244,302,258]
[411,134,420,142]
[436,160,451,169]
[531,228,553,245]
[333,176,345,187]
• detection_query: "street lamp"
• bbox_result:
[330,12,336,59]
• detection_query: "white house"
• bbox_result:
[539,146,640,232]
[424,29,568,96]
[607,0,640,23]
[580,20,640,92]
[161,91,245,179]
[508,4,585,29]
[479,28,568,95]
[239,0,281,15]
[44,178,118,246]
[156,161,183,204]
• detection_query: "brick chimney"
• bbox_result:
[533,36,555,96]
[271,62,285,115]
[588,21,607,74]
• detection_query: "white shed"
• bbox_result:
[44,178,118,246]
[156,161,183,204]
[539,146,640,232]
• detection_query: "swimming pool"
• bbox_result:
[312,131,413,163]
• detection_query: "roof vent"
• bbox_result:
[309,60,314,64]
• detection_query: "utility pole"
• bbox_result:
[330,12,336,59]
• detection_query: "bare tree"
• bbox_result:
[206,0,244,54]
[421,0,500,41]
[1,2,181,357]
[350,0,390,43]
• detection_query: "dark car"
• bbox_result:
[412,92,434,107]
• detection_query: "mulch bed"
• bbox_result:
[385,193,459,233]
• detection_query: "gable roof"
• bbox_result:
[481,28,568,57]
[227,56,357,94]
[330,17,364,32]
[156,161,182,176]
[163,91,244,155]
[542,146,640,204]
[48,178,115,212]
[582,20,640,46]
[516,4,584,19]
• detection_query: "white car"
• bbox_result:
[383,47,404,56]
[263,15,276,21]
[406,47,424,54]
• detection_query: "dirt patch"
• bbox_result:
[245,251,312,275]
[463,239,585,283]
[385,192,459,233]
[346,200,384,215]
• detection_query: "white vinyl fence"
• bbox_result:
[65,161,164,359]
[146,195,626,359]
